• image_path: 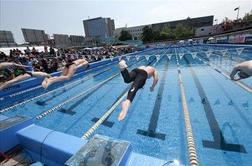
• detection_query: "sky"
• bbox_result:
[0,0,251,43]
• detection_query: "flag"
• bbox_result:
[234,7,239,11]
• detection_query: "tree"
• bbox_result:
[119,30,132,41]
[161,27,175,40]
[141,26,154,42]
[152,30,160,41]
[243,11,252,22]
[159,32,169,40]
[174,24,194,40]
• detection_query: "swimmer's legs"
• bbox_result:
[0,74,31,90]
[118,82,140,121]
[42,76,70,89]
[32,72,51,78]
[118,99,131,121]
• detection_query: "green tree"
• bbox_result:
[243,11,252,22]
[141,26,154,42]
[159,31,169,40]
[153,30,160,41]
[161,27,175,40]
[174,24,193,40]
[119,30,132,41]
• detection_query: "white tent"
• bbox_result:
[208,37,214,40]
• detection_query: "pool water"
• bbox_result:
[1,45,252,166]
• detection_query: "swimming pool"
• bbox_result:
[1,44,252,166]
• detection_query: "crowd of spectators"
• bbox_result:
[212,14,252,35]
[0,45,138,83]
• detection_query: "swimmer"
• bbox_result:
[0,61,50,90]
[118,60,159,121]
[42,59,89,89]
[230,60,252,81]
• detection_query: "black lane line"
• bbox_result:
[136,60,169,140]
[91,117,114,128]
[35,67,114,106]
[58,109,76,115]
[92,57,157,128]
[184,56,246,153]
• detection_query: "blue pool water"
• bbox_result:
[1,45,252,166]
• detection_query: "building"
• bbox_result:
[152,16,214,31]
[114,25,148,40]
[195,26,214,37]
[53,34,71,48]
[21,28,48,45]
[53,34,86,48]
[0,30,16,47]
[83,17,115,42]
[69,35,85,47]
[114,16,213,41]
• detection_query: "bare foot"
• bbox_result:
[118,110,127,121]
[118,100,130,121]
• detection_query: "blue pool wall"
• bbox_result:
[0,115,33,152]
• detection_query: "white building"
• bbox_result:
[195,26,214,37]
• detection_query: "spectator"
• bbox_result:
[49,47,55,56]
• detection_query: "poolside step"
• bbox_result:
[0,115,32,153]
[65,134,132,166]
[16,125,86,166]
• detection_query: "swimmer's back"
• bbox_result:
[138,66,156,77]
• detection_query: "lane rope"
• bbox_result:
[175,48,199,166]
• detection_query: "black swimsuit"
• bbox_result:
[121,68,148,102]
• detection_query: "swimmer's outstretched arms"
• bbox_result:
[0,62,28,69]
[230,60,252,81]
[118,60,159,121]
